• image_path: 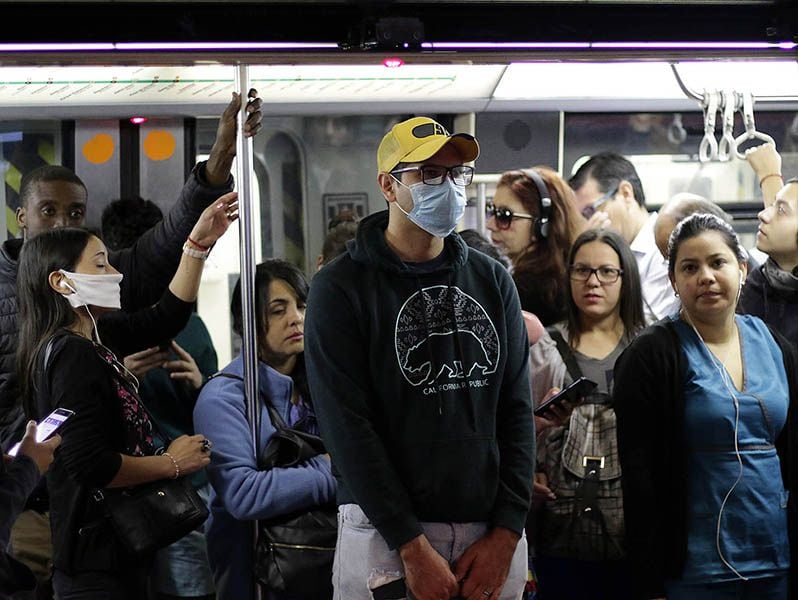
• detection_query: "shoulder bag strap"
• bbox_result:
[207,371,285,432]
[546,326,583,381]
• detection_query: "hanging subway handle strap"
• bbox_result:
[699,90,720,163]
[734,91,775,160]
[667,113,687,146]
[717,89,738,162]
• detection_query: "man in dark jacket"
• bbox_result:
[305,117,534,600]
[0,91,261,599]
[739,176,798,343]
[0,91,260,448]
[1,422,60,600]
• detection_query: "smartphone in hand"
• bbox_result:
[534,376,597,417]
[7,408,74,457]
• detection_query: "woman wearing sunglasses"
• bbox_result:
[487,166,585,325]
[193,260,336,600]
[529,228,645,599]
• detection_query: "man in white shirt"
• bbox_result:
[569,152,679,324]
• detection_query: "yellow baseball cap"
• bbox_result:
[377,116,480,173]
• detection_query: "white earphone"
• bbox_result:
[60,280,76,293]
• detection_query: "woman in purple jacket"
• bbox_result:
[194,259,336,600]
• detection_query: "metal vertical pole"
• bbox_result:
[234,63,262,600]
[476,181,487,236]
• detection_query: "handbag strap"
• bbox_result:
[546,326,583,381]
[42,332,172,447]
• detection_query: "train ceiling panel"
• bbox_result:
[0,64,503,118]
[0,60,796,118]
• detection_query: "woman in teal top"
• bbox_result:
[674,314,789,588]
[614,213,798,600]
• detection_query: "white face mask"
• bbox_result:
[393,177,467,238]
[58,269,123,310]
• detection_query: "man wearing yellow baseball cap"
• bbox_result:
[305,116,534,600]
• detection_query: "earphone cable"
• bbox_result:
[687,314,749,581]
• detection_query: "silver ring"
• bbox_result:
[201,439,212,452]
[482,591,492,597]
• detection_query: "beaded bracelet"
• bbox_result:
[760,173,783,187]
[182,241,210,260]
[163,452,180,479]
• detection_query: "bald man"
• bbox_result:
[654,193,733,260]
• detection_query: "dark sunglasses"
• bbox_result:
[486,202,536,230]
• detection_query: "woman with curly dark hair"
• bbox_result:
[487,166,586,325]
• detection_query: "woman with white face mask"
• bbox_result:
[15,192,238,600]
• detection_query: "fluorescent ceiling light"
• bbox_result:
[422,42,591,49]
[423,41,795,51]
[115,42,338,50]
[493,62,684,100]
[493,60,798,102]
[592,42,784,49]
[0,43,115,51]
[673,60,798,97]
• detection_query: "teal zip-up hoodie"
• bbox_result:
[305,210,535,550]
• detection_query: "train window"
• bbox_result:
[563,111,798,252]
[563,111,798,207]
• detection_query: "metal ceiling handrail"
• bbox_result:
[670,62,798,104]
[671,64,778,162]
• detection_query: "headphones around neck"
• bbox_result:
[521,168,552,239]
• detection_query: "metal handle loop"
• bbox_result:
[734,92,776,160]
[699,90,719,163]
[667,113,687,145]
[717,89,737,162]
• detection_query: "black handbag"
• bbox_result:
[91,357,209,557]
[207,371,337,597]
[94,474,209,557]
[254,402,337,598]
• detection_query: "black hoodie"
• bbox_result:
[739,259,798,345]
[305,210,535,550]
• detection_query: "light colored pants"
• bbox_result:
[332,504,527,600]
[9,511,52,580]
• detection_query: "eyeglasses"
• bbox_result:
[486,202,536,230]
[569,264,624,284]
[581,186,618,219]
[390,164,474,186]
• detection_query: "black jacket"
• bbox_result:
[36,291,193,575]
[0,452,38,598]
[305,210,535,550]
[0,162,233,449]
[739,260,798,346]
[613,317,798,599]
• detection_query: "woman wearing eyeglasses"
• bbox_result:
[487,166,586,326]
[529,228,645,599]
